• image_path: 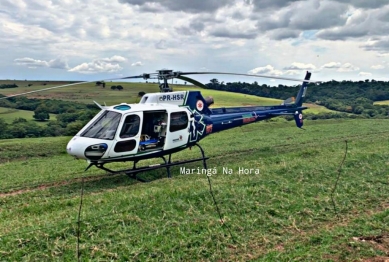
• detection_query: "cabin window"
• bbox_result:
[170,112,188,132]
[81,110,121,140]
[120,115,141,138]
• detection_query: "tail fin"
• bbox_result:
[294,110,304,128]
[184,91,213,115]
[294,71,311,107]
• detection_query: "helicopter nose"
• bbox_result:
[66,137,86,159]
[66,136,110,161]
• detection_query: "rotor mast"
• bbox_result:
[157,69,173,92]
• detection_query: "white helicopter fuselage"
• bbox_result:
[66,91,196,163]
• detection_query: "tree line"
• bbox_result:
[205,78,389,118]
[0,95,99,139]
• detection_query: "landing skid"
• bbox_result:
[85,143,208,182]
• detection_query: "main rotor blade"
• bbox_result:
[0,75,144,100]
[178,72,320,83]
[176,75,209,89]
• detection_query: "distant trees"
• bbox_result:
[0,83,18,89]
[111,85,123,90]
[203,78,389,118]
[33,105,50,121]
[138,91,146,97]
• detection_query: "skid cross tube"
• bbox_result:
[89,143,209,181]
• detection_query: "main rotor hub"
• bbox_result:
[157,69,174,80]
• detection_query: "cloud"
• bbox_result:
[371,64,385,69]
[316,7,389,41]
[101,55,127,63]
[283,62,316,70]
[155,40,167,49]
[361,37,389,53]
[359,72,372,77]
[331,0,388,9]
[3,0,389,81]
[209,28,257,39]
[320,62,359,72]
[256,0,349,40]
[118,0,233,13]
[337,63,360,72]
[267,29,300,40]
[248,65,283,76]
[68,56,127,74]
[14,57,69,69]
[321,62,342,69]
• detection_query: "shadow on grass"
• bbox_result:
[44,162,204,198]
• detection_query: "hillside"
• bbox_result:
[0,119,388,260]
[204,79,389,118]
[0,107,57,124]
[0,80,336,111]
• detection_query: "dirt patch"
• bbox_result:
[353,235,389,255]
[0,173,115,198]
[361,257,389,262]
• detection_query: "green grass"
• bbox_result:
[0,107,56,124]
[0,119,388,261]
[0,80,338,117]
[374,100,389,105]
[0,80,325,109]
[303,103,336,114]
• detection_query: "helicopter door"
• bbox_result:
[165,111,190,150]
[109,112,143,157]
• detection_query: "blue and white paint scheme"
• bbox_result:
[66,71,312,165]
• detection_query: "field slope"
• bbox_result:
[0,106,56,124]
[0,80,332,114]
[0,119,388,261]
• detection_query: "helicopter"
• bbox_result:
[0,69,317,180]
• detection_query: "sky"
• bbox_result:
[1,0,389,86]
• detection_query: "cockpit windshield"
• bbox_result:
[81,110,121,140]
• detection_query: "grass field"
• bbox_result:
[0,80,332,114]
[374,100,389,105]
[0,107,56,124]
[0,118,388,261]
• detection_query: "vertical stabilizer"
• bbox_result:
[294,71,311,107]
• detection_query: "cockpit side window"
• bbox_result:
[81,110,121,140]
[120,115,141,138]
[170,111,188,132]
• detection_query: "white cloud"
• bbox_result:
[248,65,283,76]
[371,64,385,69]
[2,1,389,81]
[359,72,372,76]
[101,56,127,63]
[284,70,302,75]
[68,56,126,74]
[320,62,360,72]
[337,62,360,72]
[284,62,316,70]
[321,62,342,69]
[131,61,143,66]
[14,57,69,69]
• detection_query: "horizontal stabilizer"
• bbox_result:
[294,110,303,128]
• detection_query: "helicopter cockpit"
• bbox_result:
[81,110,121,140]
